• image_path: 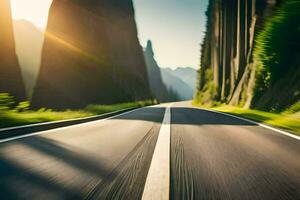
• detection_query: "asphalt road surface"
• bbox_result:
[0,102,299,200]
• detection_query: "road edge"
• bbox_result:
[0,107,143,143]
[198,107,300,141]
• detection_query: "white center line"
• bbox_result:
[142,104,172,200]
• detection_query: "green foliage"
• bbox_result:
[284,101,300,114]
[14,101,30,112]
[0,93,15,111]
[211,105,300,135]
[194,69,218,106]
[252,0,300,111]
[0,93,155,129]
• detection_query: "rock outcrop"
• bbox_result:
[196,0,299,111]
[144,40,174,102]
[32,0,151,109]
[0,0,26,102]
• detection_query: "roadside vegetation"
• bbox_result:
[0,93,155,129]
[251,0,300,111]
[193,101,300,135]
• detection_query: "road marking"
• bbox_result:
[0,107,146,144]
[201,108,300,141]
[142,104,172,200]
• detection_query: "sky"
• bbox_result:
[10,0,53,29]
[10,0,208,69]
[133,0,208,69]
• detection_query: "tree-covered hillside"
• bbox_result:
[252,0,300,112]
[195,0,300,113]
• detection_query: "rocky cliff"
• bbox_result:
[32,0,151,109]
[0,0,26,102]
[144,40,177,102]
[196,0,299,112]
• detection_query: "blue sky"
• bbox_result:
[133,0,208,69]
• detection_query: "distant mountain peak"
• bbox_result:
[163,66,197,92]
[146,40,154,57]
[14,19,32,24]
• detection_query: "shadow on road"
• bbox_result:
[0,106,258,199]
[113,107,256,126]
[0,137,114,200]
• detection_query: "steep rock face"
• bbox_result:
[32,0,151,109]
[0,0,26,102]
[195,0,298,111]
[144,40,173,102]
[198,0,260,103]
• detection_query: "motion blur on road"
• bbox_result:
[1,0,300,199]
[0,102,299,199]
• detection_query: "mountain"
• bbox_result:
[144,40,179,102]
[196,0,299,112]
[0,0,26,102]
[32,0,151,109]
[13,20,44,98]
[161,68,194,100]
[165,67,197,92]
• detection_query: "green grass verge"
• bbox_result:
[0,100,154,129]
[210,106,300,135]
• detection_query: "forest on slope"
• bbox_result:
[196,0,300,113]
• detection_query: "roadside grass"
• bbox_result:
[0,100,154,129]
[193,102,300,135]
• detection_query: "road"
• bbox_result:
[0,102,299,200]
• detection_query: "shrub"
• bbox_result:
[0,93,15,111]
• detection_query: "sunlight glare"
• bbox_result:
[10,0,52,29]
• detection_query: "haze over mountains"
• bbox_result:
[169,67,197,91]
[13,19,44,98]
[144,40,197,101]
[160,68,195,100]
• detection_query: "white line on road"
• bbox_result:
[142,104,172,200]
[201,108,300,141]
[0,107,145,144]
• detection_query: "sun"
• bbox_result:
[10,0,53,29]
